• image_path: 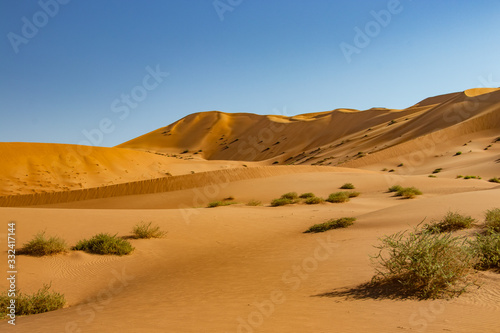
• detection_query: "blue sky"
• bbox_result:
[1,0,500,147]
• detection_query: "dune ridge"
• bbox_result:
[0,165,348,207]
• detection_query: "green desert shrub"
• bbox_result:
[388,185,403,193]
[326,192,350,203]
[281,192,299,200]
[304,217,356,233]
[469,233,500,270]
[18,232,68,257]
[304,196,324,205]
[340,183,355,189]
[485,208,500,233]
[246,199,262,206]
[207,200,236,208]
[271,198,295,207]
[432,168,443,174]
[424,212,475,233]
[73,233,134,256]
[372,228,476,299]
[395,187,422,199]
[0,284,65,319]
[489,177,500,183]
[346,191,360,198]
[455,151,462,156]
[299,192,315,199]
[132,222,166,239]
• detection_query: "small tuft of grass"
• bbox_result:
[469,233,500,270]
[398,163,404,167]
[464,175,481,180]
[454,151,462,156]
[271,198,295,207]
[326,192,350,203]
[207,201,236,208]
[346,191,360,198]
[372,227,476,299]
[388,185,403,193]
[432,168,443,174]
[299,192,315,199]
[281,192,298,200]
[246,200,262,206]
[18,232,68,257]
[304,217,356,233]
[485,208,500,233]
[73,233,134,256]
[488,177,500,183]
[304,197,324,205]
[395,187,422,199]
[223,196,235,201]
[456,175,463,178]
[0,284,65,319]
[424,212,476,233]
[132,222,166,239]
[340,183,355,189]
[428,175,437,178]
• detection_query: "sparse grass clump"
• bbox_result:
[271,198,295,207]
[456,175,463,178]
[246,200,262,206]
[388,185,403,193]
[424,212,475,233]
[454,151,462,156]
[73,233,134,256]
[432,168,443,174]
[395,187,422,199]
[469,233,500,270]
[488,177,500,183]
[18,232,68,257]
[346,191,360,198]
[485,208,500,233]
[0,284,65,319]
[464,175,481,180]
[326,192,350,203]
[304,196,324,205]
[340,183,355,189]
[372,228,476,299]
[207,200,236,208]
[304,217,356,233]
[299,192,315,199]
[428,175,437,178]
[132,222,166,239]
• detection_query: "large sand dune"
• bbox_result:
[1,88,500,332]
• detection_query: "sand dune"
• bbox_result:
[1,88,500,332]
[117,88,500,170]
[0,142,253,196]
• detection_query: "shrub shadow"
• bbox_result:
[312,280,417,301]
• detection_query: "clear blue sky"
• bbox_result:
[1,0,500,147]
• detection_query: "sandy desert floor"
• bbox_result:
[1,88,500,332]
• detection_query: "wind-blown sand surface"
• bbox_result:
[1,88,500,332]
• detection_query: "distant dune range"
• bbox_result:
[1,88,499,206]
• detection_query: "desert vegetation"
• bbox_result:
[424,212,476,233]
[304,217,356,233]
[73,233,134,256]
[0,284,66,319]
[18,231,68,256]
[132,222,166,239]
